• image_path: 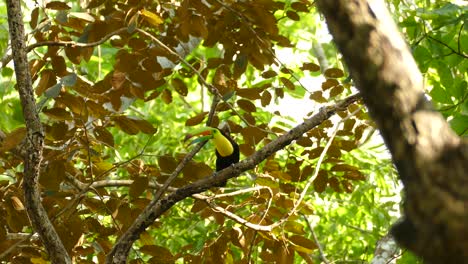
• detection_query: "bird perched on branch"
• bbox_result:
[185,126,239,186]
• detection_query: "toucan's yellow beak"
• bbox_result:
[185,127,234,157]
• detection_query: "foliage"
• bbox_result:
[396,1,468,136]
[0,0,464,263]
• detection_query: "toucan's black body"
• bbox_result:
[215,130,239,187]
[186,127,240,187]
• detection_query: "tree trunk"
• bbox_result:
[317,0,468,262]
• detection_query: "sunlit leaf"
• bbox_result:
[139,9,164,26]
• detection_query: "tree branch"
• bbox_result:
[316,0,468,262]
[6,0,71,263]
[106,93,361,263]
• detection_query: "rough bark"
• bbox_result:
[316,0,468,262]
[6,0,71,263]
[370,233,399,264]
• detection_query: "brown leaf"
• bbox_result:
[309,91,327,103]
[207,58,223,68]
[191,15,208,38]
[241,126,266,145]
[339,140,357,152]
[185,112,208,126]
[158,156,177,174]
[239,143,255,156]
[30,8,39,29]
[255,174,278,188]
[191,200,208,213]
[264,159,280,171]
[286,10,300,21]
[36,69,56,96]
[289,235,317,251]
[243,112,256,125]
[113,116,139,135]
[47,122,69,141]
[280,77,295,90]
[296,137,313,147]
[270,171,291,181]
[261,90,272,107]
[51,55,68,76]
[313,170,327,193]
[0,127,26,152]
[237,99,257,112]
[327,145,342,158]
[355,124,367,141]
[45,1,71,10]
[140,245,174,259]
[329,177,342,192]
[252,7,278,35]
[275,87,284,98]
[330,164,359,172]
[182,161,213,181]
[324,68,344,78]
[43,107,72,121]
[172,78,188,96]
[342,180,353,193]
[162,89,172,104]
[300,62,320,72]
[343,118,356,131]
[237,88,262,100]
[130,86,145,99]
[132,118,157,134]
[41,160,66,191]
[321,79,339,90]
[330,85,344,97]
[291,2,309,12]
[343,170,366,181]
[261,70,277,78]
[65,45,82,65]
[129,177,148,199]
[86,100,110,118]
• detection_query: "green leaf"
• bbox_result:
[430,83,452,104]
[412,46,431,72]
[1,67,13,77]
[449,114,468,135]
[447,80,466,100]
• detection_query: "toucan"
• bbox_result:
[185,127,240,186]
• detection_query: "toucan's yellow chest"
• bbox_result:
[212,132,234,157]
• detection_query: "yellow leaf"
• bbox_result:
[140,9,163,26]
[30,257,50,264]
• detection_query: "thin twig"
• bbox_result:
[302,214,331,264]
